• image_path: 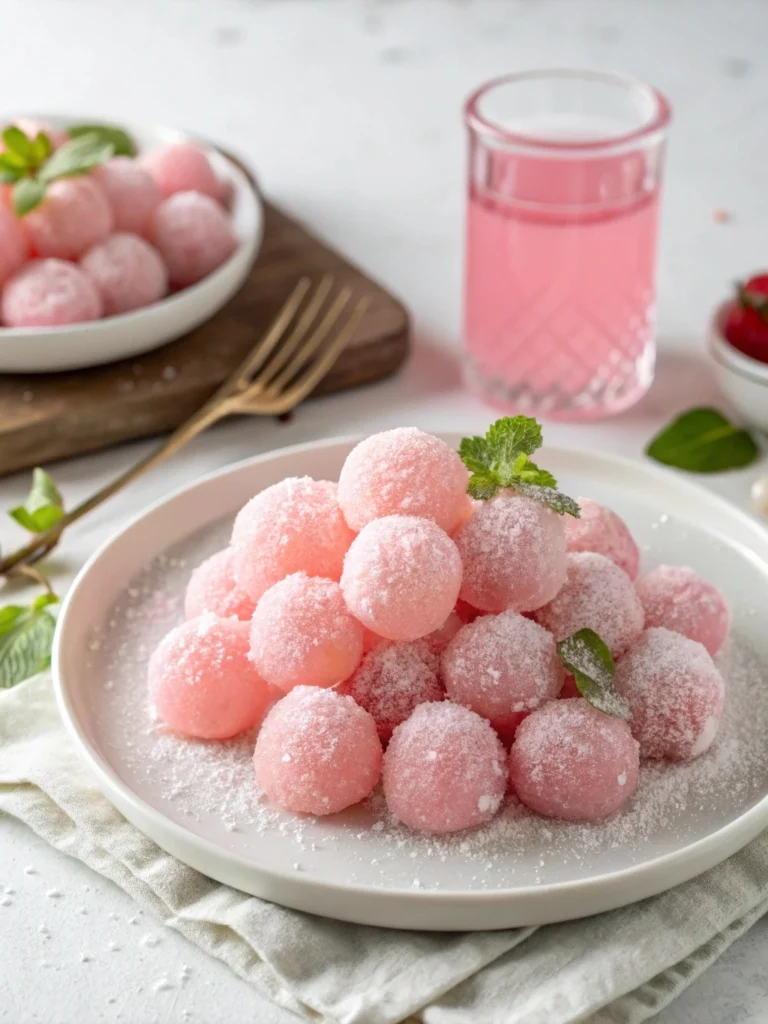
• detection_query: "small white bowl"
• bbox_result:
[0,116,263,374]
[708,302,768,432]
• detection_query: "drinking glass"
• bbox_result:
[463,70,671,420]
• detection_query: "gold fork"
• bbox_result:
[1,276,370,576]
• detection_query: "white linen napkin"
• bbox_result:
[2,672,768,1024]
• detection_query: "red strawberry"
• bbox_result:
[723,273,768,363]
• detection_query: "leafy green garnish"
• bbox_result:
[9,468,65,533]
[557,628,631,720]
[0,592,58,689]
[12,177,46,216]
[67,123,136,157]
[458,416,580,516]
[38,132,114,184]
[646,408,759,474]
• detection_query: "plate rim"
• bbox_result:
[52,435,768,926]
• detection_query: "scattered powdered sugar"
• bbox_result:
[86,515,768,892]
[563,497,640,580]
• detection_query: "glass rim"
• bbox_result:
[464,69,672,153]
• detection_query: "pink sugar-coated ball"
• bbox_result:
[635,565,730,657]
[343,640,443,742]
[24,177,113,259]
[338,428,469,534]
[383,701,507,834]
[150,191,237,287]
[231,477,354,602]
[509,698,640,821]
[253,685,382,815]
[453,493,567,614]
[340,515,463,641]
[1,259,102,327]
[184,548,256,622]
[143,142,221,200]
[93,157,162,235]
[442,610,564,743]
[0,205,29,288]
[423,610,463,655]
[563,497,640,580]
[615,627,725,761]
[80,233,168,315]
[534,551,645,658]
[148,614,272,740]
[249,573,363,692]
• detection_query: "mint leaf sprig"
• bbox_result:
[0,126,116,216]
[645,408,759,474]
[10,468,65,534]
[0,592,58,689]
[557,628,631,720]
[458,416,580,517]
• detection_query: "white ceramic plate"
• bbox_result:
[53,436,768,931]
[0,115,263,373]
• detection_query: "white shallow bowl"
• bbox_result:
[0,116,263,373]
[709,302,768,431]
[54,436,768,931]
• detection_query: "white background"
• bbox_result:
[1,1,768,1021]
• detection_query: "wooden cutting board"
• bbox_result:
[0,201,409,478]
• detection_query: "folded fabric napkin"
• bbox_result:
[2,672,768,1024]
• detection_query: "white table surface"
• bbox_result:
[2,0,768,1021]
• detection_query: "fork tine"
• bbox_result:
[268,296,370,413]
[254,274,335,393]
[227,276,312,393]
[264,286,353,397]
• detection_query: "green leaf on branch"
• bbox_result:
[12,177,46,216]
[458,416,580,516]
[9,468,64,533]
[67,123,136,157]
[557,628,631,720]
[0,599,57,689]
[646,407,759,473]
[38,132,114,184]
[2,126,34,163]
[31,131,52,165]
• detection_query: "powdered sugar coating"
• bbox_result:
[253,686,382,815]
[616,627,725,761]
[148,614,272,740]
[25,177,113,259]
[563,497,640,580]
[231,477,354,602]
[341,515,462,641]
[383,702,507,834]
[184,548,255,622]
[509,699,640,821]
[343,640,443,741]
[0,206,28,287]
[151,191,237,287]
[93,158,162,235]
[2,259,102,327]
[81,233,168,315]
[442,611,564,741]
[249,573,363,692]
[534,552,645,657]
[143,143,221,201]
[453,493,567,613]
[338,428,469,533]
[636,565,730,657]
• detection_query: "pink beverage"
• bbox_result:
[463,72,671,420]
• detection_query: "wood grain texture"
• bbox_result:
[0,202,410,478]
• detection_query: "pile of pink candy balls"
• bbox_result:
[0,119,237,328]
[147,422,730,835]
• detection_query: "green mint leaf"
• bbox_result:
[67,123,136,157]
[12,177,47,216]
[9,468,64,533]
[486,416,543,470]
[0,606,25,635]
[557,628,631,720]
[0,607,56,688]
[2,126,34,163]
[458,435,492,476]
[467,473,500,500]
[646,407,759,473]
[0,164,23,183]
[516,458,557,488]
[515,482,581,518]
[31,131,52,165]
[32,592,59,612]
[38,132,114,184]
